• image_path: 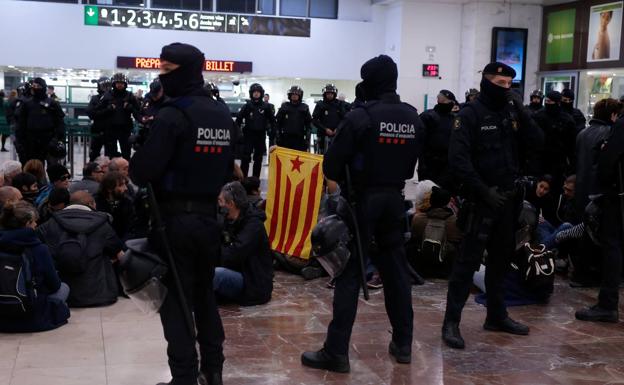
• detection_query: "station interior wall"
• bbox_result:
[0,0,543,111]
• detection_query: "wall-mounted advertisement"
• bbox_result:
[545,9,577,64]
[587,1,623,62]
[542,75,576,93]
[491,28,528,85]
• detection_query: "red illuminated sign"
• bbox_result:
[422,64,440,77]
[116,56,253,73]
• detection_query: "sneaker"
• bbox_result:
[441,320,465,349]
[367,273,383,290]
[301,348,350,373]
[388,341,411,364]
[575,305,619,323]
[483,317,530,335]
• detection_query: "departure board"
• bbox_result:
[84,6,311,37]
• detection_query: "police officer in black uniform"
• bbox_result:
[86,77,112,161]
[263,93,277,146]
[561,88,587,133]
[312,84,346,154]
[442,62,543,350]
[205,82,226,105]
[526,89,544,115]
[138,79,166,137]
[235,83,274,178]
[418,89,457,189]
[301,55,424,372]
[101,73,140,160]
[275,86,312,151]
[532,90,577,196]
[575,117,624,323]
[130,43,234,385]
[15,77,65,165]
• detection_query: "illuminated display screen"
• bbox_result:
[84,6,311,37]
[422,64,440,77]
[116,56,253,73]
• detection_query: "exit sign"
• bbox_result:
[423,64,440,77]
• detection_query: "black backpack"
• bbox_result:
[55,229,89,274]
[515,243,555,294]
[0,248,37,317]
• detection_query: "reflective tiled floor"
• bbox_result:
[1,272,624,385]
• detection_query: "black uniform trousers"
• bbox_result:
[445,195,516,324]
[155,211,225,385]
[89,131,106,162]
[325,190,414,355]
[18,135,60,167]
[598,196,623,310]
[278,133,308,152]
[240,130,266,178]
[105,125,132,160]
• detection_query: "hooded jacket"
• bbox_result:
[0,227,70,332]
[221,205,273,306]
[37,207,123,307]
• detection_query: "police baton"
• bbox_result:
[146,183,196,338]
[344,167,370,301]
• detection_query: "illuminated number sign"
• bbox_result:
[422,64,440,77]
[116,57,253,73]
[84,6,311,38]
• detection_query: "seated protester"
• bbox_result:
[242,176,264,209]
[35,164,71,208]
[37,191,123,307]
[23,159,48,192]
[524,175,554,215]
[109,157,136,199]
[0,201,70,332]
[541,175,579,228]
[0,186,22,210]
[69,162,104,196]
[94,155,110,174]
[38,188,70,224]
[12,172,40,205]
[2,160,22,187]
[410,186,462,278]
[94,171,136,241]
[216,181,273,305]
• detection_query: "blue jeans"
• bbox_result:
[538,222,573,249]
[213,267,244,301]
[48,282,70,303]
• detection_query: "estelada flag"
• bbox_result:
[265,147,324,260]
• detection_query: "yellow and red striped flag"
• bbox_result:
[264,147,324,260]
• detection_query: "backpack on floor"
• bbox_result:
[517,243,555,293]
[421,217,449,265]
[0,248,37,317]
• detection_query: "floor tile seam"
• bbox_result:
[100,308,109,385]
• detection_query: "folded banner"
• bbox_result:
[265,147,324,260]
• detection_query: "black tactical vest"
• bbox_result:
[25,97,59,135]
[280,102,309,136]
[242,100,271,132]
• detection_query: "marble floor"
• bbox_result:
[1,272,624,385]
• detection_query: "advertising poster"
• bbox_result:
[493,29,527,82]
[587,1,623,62]
[545,8,577,64]
[543,75,575,93]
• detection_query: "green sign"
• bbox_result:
[85,6,98,26]
[545,9,576,64]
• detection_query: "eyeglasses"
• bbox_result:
[60,175,71,181]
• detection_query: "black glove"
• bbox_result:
[484,186,507,210]
[506,90,524,111]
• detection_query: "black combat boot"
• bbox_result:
[483,317,530,335]
[442,320,465,349]
[198,371,223,385]
[301,347,350,373]
[388,341,411,364]
[575,305,619,323]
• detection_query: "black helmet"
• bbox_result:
[48,141,67,159]
[119,239,169,313]
[249,83,264,100]
[310,215,351,278]
[17,82,31,97]
[530,89,544,99]
[111,73,128,86]
[322,83,337,95]
[205,82,220,98]
[97,76,111,94]
[465,88,479,99]
[149,78,162,94]
[584,198,603,246]
[287,85,303,100]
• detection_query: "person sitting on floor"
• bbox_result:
[2,160,22,187]
[37,191,123,308]
[216,181,273,305]
[0,201,70,332]
[11,172,39,205]
[242,176,264,209]
[37,187,70,224]
[94,171,136,241]
[69,162,104,196]
[35,164,71,207]
[0,186,22,210]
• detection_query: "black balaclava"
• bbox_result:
[530,100,543,109]
[545,91,562,115]
[32,78,47,100]
[360,55,398,100]
[561,89,575,112]
[434,103,453,114]
[159,43,206,98]
[479,77,508,110]
[113,83,126,97]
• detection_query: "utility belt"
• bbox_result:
[457,186,519,240]
[160,198,217,217]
